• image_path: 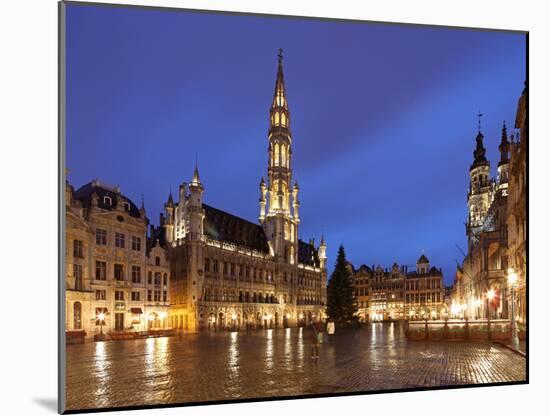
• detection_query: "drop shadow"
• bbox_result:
[34,398,57,413]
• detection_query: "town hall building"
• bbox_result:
[164,51,328,332]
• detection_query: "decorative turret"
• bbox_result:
[164,189,175,244]
[259,177,267,223]
[497,122,510,189]
[416,252,430,274]
[188,165,204,241]
[318,234,327,269]
[292,181,300,223]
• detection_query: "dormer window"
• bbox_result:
[103,196,112,206]
[123,202,130,211]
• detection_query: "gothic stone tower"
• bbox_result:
[467,125,492,249]
[260,49,299,266]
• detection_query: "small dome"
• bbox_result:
[417,254,429,264]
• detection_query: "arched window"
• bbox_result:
[290,223,295,242]
[73,302,82,330]
[274,143,280,166]
[155,256,160,266]
[281,112,287,127]
[275,112,280,126]
[281,145,286,168]
[284,221,289,240]
[103,196,112,206]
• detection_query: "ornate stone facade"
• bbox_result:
[65,178,171,340]
[452,87,527,323]
[351,254,445,322]
[507,84,527,324]
[166,51,327,332]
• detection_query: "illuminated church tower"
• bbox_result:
[466,115,492,247]
[260,49,299,264]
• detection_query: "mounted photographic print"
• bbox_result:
[59,1,528,413]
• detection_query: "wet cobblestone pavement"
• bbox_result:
[65,323,526,411]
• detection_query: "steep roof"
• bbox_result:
[74,181,141,219]
[298,239,320,267]
[203,204,270,254]
[417,254,430,264]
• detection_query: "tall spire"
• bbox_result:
[471,113,488,171]
[167,186,174,205]
[269,48,290,133]
[192,165,201,185]
[498,121,510,166]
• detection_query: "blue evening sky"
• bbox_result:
[66,4,526,285]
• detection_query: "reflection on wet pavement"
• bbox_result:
[65,323,526,411]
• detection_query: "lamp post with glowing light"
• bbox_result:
[508,269,519,350]
[97,311,106,339]
[486,288,496,340]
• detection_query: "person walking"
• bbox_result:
[310,324,320,360]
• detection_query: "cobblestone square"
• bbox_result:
[65,323,526,411]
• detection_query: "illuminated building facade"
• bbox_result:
[352,254,445,322]
[65,178,171,340]
[507,84,527,324]
[451,87,528,322]
[166,51,328,332]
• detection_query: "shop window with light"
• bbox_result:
[73,302,82,330]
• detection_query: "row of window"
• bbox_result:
[94,261,168,284]
[95,289,167,302]
[94,230,142,251]
[406,293,442,303]
[204,259,274,282]
[203,288,278,304]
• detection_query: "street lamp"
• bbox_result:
[97,312,106,337]
[508,268,519,350]
[486,288,496,340]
